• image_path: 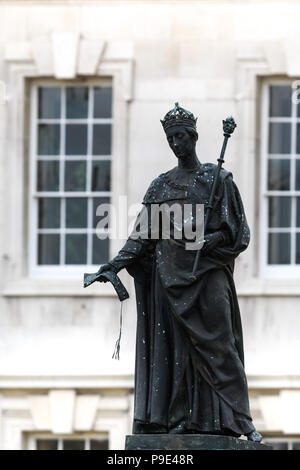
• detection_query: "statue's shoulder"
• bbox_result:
[142,171,169,204]
[202,162,233,182]
[142,166,190,203]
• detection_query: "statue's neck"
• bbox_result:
[178,152,201,169]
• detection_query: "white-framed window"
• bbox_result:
[260,79,300,278]
[263,436,300,450]
[27,433,109,450]
[29,81,112,279]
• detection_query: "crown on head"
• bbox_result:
[160,102,197,131]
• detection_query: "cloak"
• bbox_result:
[109,163,254,436]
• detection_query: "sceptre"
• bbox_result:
[191,116,237,277]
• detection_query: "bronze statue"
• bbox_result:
[85,103,262,442]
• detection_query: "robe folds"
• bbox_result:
[109,163,255,436]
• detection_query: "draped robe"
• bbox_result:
[109,163,255,436]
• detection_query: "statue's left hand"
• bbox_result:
[201,232,225,255]
[96,263,115,282]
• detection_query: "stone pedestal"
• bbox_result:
[125,434,272,450]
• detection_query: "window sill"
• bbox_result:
[2,278,119,298]
[5,278,299,298]
[237,278,300,297]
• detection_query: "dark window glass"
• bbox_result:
[268,197,291,228]
[63,440,85,450]
[94,87,112,118]
[296,124,300,155]
[36,439,58,450]
[38,124,60,155]
[296,160,300,189]
[268,159,290,190]
[66,87,88,119]
[269,85,292,117]
[92,235,109,265]
[64,161,86,191]
[92,160,111,191]
[296,234,300,264]
[93,197,110,228]
[296,197,300,227]
[264,441,288,450]
[38,87,61,119]
[66,198,87,228]
[37,161,59,191]
[292,442,300,450]
[90,439,109,450]
[65,234,87,264]
[38,234,60,265]
[268,233,291,264]
[93,124,111,155]
[65,124,88,155]
[35,85,113,268]
[38,198,60,228]
[296,86,300,117]
[268,123,291,154]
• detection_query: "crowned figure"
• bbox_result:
[95,103,262,442]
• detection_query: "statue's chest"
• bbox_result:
[163,174,213,206]
[143,171,215,206]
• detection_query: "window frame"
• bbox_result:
[260,78,300,279]
[263,436,300,450]
[29,79,113,280]
[26,432,109,450]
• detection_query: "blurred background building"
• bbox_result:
[0,0,300,450]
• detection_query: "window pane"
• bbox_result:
[264,441,288,450]
[65,124,87,155]
[268,159,290,190]
[268,233,291,264]
[36,439,58,450]
[38,87,61,119]
[94,86,112,118]
[66,87,88,119]
[63,440,85,450]
[292,442,300,450]
[297,87,300,117]
[296,197,300,227]
[92,160,111,191]
[296,234,300,264]
[268,123,291,154]
[66,198,87,228]
[64,161,86,191]
[38,124,60,155]
[38,234,60,265]
[38,198,60,228]
[268,196,291,228]
[93,124,111,155]
[65,234,87,264]
[269,85,292,117]
[92,235,109,265]
[93,197,110,228]
[296,160,300,190]
[37,161,59,191]
[296,124,300,155]
[90,439,109,450]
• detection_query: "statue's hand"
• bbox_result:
[201,232,225,255]
[96,263,117,283]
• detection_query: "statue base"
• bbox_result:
[125,434,272,450]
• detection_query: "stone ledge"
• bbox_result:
[125,434,272,451]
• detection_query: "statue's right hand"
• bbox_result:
[96,263,113,283]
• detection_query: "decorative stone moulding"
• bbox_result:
[4,33,134,102]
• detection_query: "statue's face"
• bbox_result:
[165,125,195,160]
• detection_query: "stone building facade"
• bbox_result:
[0,0,300,450]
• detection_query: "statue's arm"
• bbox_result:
[98,203,156,275]
[201,173,249,256]
[201,230,229,255]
